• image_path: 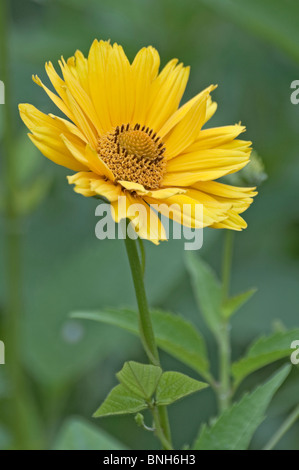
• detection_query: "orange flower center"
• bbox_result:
[98,124,166,190]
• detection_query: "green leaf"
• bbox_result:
[198,0,299,64]
[72,308,210,378]
[232,329,299,387]
[156,371,208,406]
[186,253,257,325]
[72,308,137,333]
[194,365,291,450]
[53,417,127,450]
[222,288,257,319]
[116,361,162,400]
[93,384,147,418]
[185,252,222,339]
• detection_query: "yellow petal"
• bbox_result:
[19,103,88,171]
[105,43,132,127]
[67,171,97,185]
[205,96,217,125]
[188,124,246,151]
[49,114,87,142]
[60,134,90,167]
[67,172,122,202]
[63,88,98,148]
[193,180,257,200]
[163,163,249,186]
[118,180,186,199]
[67,50,90,94]
[163,89,212,159]
[141,187,186,199]
[211,210,248,230]
[118,181,147,192]
[67,171,97,197]
[28,133,87,171]
[188,184,255,230]
[62,136,114,180]
[144,192,229,229]
[88,40,113,133]
[111,194,167,244]
[59,56,103,135]
[159,85,216,138]
[165,136,251,184]
[32,73,73,123]
[167,148,251,173]
[89,178,123,202]
[85,144,115,180]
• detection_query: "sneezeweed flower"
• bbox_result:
[19,40,257,243]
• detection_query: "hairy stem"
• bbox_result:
[124,232,159,366]
[151,406,173,450]
[124,224,173,449]
[217,230,234,412]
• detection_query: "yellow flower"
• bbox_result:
[19,40,256,244]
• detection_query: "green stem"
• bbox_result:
[0,0,43,449]
[124,222,173,449]
[137,237,146,277]
[151,406,173,450]
[124,231,159,366]
[217,230,234,413]
[263,405,299,450]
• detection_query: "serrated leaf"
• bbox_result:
[232,329,299,387]
[53,417,127,450]
[116,361,162,400]
[185,252,223,339]
[156,371,208,406]
[72,308,210,378]
[93,384,147,418]
[222,288,257,319]
[194,365,291,450]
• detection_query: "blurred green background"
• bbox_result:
[0,0,299,450]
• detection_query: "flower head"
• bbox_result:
[19,40,257,243]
